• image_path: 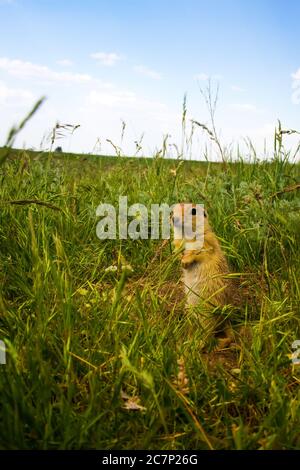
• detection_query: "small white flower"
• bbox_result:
[105,265,118,273]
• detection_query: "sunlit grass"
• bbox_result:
[0,137,300,449]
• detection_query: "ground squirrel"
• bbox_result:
[172,203,236,341]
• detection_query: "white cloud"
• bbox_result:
[0,57,91,84]
[231,85,245,92]
[57,59,73,67]
[291,68,300,104]
[133,65,162,80]
[0,56,178,155]
[254,123,276,137]
[87,88,169,114]
[291,68,300,80]
[87,90,136,108]
[0,56,285,158]
[230,103,264,113]
[194,73,209,81]
[90,52,122,66]
[194,73,222,81]
[80,89,180,156]
[0,81,33,104]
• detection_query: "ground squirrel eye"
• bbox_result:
[191,208,197,215]
[204,211,207,218]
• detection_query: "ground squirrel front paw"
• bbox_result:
[181,252,197,269]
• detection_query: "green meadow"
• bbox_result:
[0,125,300,449]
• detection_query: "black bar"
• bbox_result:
[0,450,298,467]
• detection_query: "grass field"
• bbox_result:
[0,141,300,449]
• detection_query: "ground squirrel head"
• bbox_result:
[171,202,210,249]
[171,203,219,268]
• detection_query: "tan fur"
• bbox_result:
[172,203,235,338]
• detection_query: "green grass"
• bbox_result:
[0,146,300,450]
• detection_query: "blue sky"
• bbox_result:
[0,0,300,158]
